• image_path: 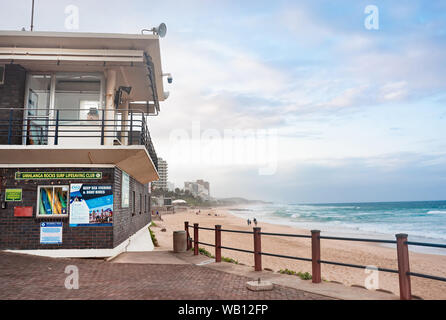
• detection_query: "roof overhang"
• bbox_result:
[0,145,159,184]
[0,31,165,104]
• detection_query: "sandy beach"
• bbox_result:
[152,207,446,300]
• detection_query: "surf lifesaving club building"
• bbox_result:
[0,30,169,253]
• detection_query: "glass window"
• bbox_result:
[27,74,52,145]
[132,191,136,215]
[0,65,5,84]
[121,172,129,208]
[36,185,69,217]
[54,74,101,122]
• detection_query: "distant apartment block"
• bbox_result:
[153,158,168,190]
[167,181,175,192]
[184,179,210,200]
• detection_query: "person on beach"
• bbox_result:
[247,219,251,225]
[253,218,257,226]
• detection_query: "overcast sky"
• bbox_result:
[1,0,446,203]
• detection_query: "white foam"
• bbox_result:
[427,210,446,215]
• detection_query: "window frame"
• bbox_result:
[132,190,136,216]
[0,64,5,85]
[35,185,69,218]
[121,171,130,208]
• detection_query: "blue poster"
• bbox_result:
[40,222,63,244]
[69,184,113,227]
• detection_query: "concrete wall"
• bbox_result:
[0,166,151,250]
[0,64,26,145]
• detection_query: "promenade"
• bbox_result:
[0,251,330,300]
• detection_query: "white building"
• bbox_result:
[167,181,175,192]
[153,157,168,190]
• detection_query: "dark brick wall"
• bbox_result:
[0,64,26,145]
[0,166,151,250]
[113,167,151,247]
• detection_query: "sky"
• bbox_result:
[1,0,446,203]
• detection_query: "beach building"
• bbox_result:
[152,157,167,190]
[0,30,169,252]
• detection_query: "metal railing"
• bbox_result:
[0,107,158,169]
[184,221,446,300]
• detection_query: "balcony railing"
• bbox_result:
[0,107,158,170]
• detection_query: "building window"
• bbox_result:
[54,73,102,122]
[132,191,135,215]
[139,193,142,214]
[145,195,147,213]
[121,172,129,208]
[36,185,69,217]
[0,65,5,85]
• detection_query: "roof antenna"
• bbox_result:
[30,0,35,31]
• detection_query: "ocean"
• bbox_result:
[228,200,446,255]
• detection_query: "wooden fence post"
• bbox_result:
[193,223,199,255]
[311,230,321,283]
[184,221,191,250]
[215,225,221,262]
[396,233,412,300]
[253,227,262,271]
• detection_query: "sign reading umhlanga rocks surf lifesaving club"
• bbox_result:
[15,172,102,180]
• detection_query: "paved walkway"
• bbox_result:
[111,250,397,300]
[0,251,330,300]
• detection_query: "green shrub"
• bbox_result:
[198,247,214,258]
[148,227,159,247]
[221,256,239,264]
[278,268,312,280]
[195,247,238,264]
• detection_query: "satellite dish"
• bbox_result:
[156,23,167,37]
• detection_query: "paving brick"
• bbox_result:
[0,251,331,300]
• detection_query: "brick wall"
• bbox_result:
[113,167,151,247]
[0,64,26,145]
[0,166,151,250]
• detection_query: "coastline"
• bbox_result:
[153,206,446,300]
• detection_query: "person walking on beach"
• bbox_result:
[247,219,251,226]
[253,218,257,226]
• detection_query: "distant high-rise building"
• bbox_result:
[184,179,210,200]
[153,158,168,190]
[167,181,175,192]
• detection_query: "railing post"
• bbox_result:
[129,111,133,145]
[100,109,105,145]
[311,230,321,283]
[253,227,262,271]
[7,108,13,145]
[396,233,412,300]
[215,225,221,263]
[193,223,199,255]
[54,110,59,145]
[185,221,191,250]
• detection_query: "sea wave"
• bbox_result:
[427,210,446,215]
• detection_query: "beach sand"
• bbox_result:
[152,207,446,300]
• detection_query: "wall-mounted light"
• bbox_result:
[162,73,172,84]
[114,86,132,107]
